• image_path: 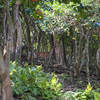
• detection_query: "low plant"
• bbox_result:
[10,61,100,100]
[10,61,63,100]
[63,84,100,100]
[60,74,68,80]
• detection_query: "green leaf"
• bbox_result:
[72,0,81,3]
[62,0,70,4]
[29,96,36,100]
[85,83,93,93]
[20,0,27,4]
[50,0,53,4]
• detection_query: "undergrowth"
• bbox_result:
[10,61,100,100]
[63,83,100,100]
[10,61,62,100]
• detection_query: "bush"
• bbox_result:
[10,61,63,100]
[63,84,100,100]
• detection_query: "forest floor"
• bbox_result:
[20,55,100,99]
[32,58,100,93]
[11,56,100,100]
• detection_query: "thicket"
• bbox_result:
[10,61,62,100]
[10,61,100,100]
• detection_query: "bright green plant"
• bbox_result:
[63,84,100,100]
[63,84,94,100]
[10,61,62,100]
[93,91,100,100]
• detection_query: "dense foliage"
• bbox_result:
[64,84,100,100]
[0,0,100,99]
[10,61,100,100]
[10,61,62,100]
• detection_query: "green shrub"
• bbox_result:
[10,61,100,100]
[63,84,97,100]
[93,91,100,100]
[10,61,62,100]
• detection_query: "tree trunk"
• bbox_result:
[53,32,61,63]
[69,26,74,64]
[13,1,22,63]
[61,34,68,68]
[20,7,32,62]
[31,18,38,60]
[36,24,42,60]
[53,31,66,68]
[85,31,91,82]
[49,33,56,60]
[0,47,12,100]
[0,46,12,100]
[1,1,14,99]
[75,25,84,77]
[73,27,78,75]
[96,28,100,70]
[97,46,100,69]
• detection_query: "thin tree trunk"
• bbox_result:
[49,33,56,60]
[53,31,61,63]
[53,30,66,68]
[96,28,100,70]
[79,46,86,72]
[85,31,91,82]
[75,25,84,77]
[47,33,56,62]
[77,29,91,82]
[69,26,74,63]
[20,7,32,62]
[31,18,38,59]
[30,25,35,60]
[36,24,42,60]
[13,0,22,63]
[97,46,100,69]
[61,34,68,68]
[73,27,78,75]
